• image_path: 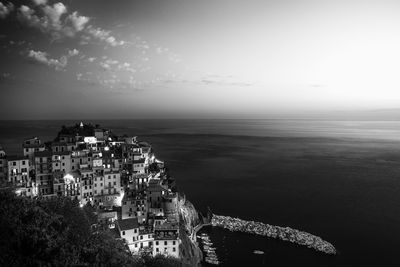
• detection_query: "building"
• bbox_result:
[2,123,185,260]
[153,221,180,258]
[52,151,72,174]
[121,190,148,223]
[34,151,53,189]
[117,218,140,252]
[80,168,94,205]
[51,142,76,153]
[23,143,45,161]
[0,147,7,183]
[7,155,30,185]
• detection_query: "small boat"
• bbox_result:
[206,254,218,259]
[253,250,265,255]
[205,259,220,265]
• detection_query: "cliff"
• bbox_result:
[178,196,203,266]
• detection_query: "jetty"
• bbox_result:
[211,214,336,255]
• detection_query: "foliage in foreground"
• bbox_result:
[0,189,182,266]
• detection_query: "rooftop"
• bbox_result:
[117,218,139,231]
[23,143,45,148]
[34,151,53,157]
[7,155,27,161]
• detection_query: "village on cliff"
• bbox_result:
[0,122,190,260]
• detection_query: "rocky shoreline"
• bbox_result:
[211,214,336,255]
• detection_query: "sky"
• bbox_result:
[1,0,400,119]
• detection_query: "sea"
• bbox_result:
[1,119,400,266]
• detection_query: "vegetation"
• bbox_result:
[57,123,96,139]
[0,189,183,266]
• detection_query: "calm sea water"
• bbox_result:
[1,119,400,266]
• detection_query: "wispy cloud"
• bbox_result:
[11,1,124,48]
[83,25,125,47]
[28,50,67,70]
[27,48,79,70]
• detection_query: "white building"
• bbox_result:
[7,156,29,185]
[153,221,180,258]
[117,218,140,252]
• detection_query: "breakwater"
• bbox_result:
[211,215,336,255]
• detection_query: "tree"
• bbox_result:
[0,189,139,266]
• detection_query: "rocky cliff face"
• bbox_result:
[178,196,203,266]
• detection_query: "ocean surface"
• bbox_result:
[1,119,400,266]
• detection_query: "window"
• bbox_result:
[25,148,28,152]
[156,248,159,252]
[164,241,167,246]
[173,247,176,252]
[135,243,137,248]
[122,231,125,235]
[134,229,137,233]
[156,241,159,246]
[140,235,143,240]
[173,241,176,245]
[13,162,16,166]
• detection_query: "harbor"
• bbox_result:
[197,232,220,265]
[211,214,336,255]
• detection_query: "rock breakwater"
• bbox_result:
[211,215,336,255]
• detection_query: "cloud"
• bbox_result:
[68,48,79,57]
[0,1,13,19]
[66,11,89,32]
[87,57,96,62]
[16,2,89,40]
[32,0,47,6]
[105,59,118,65]
[7,1,126,49]
[85,25,125,47]
[99,61,111,70]
[42,2,66,28]
[17,5,41,29]
[28,49,67,70]
[156,46,168,54]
